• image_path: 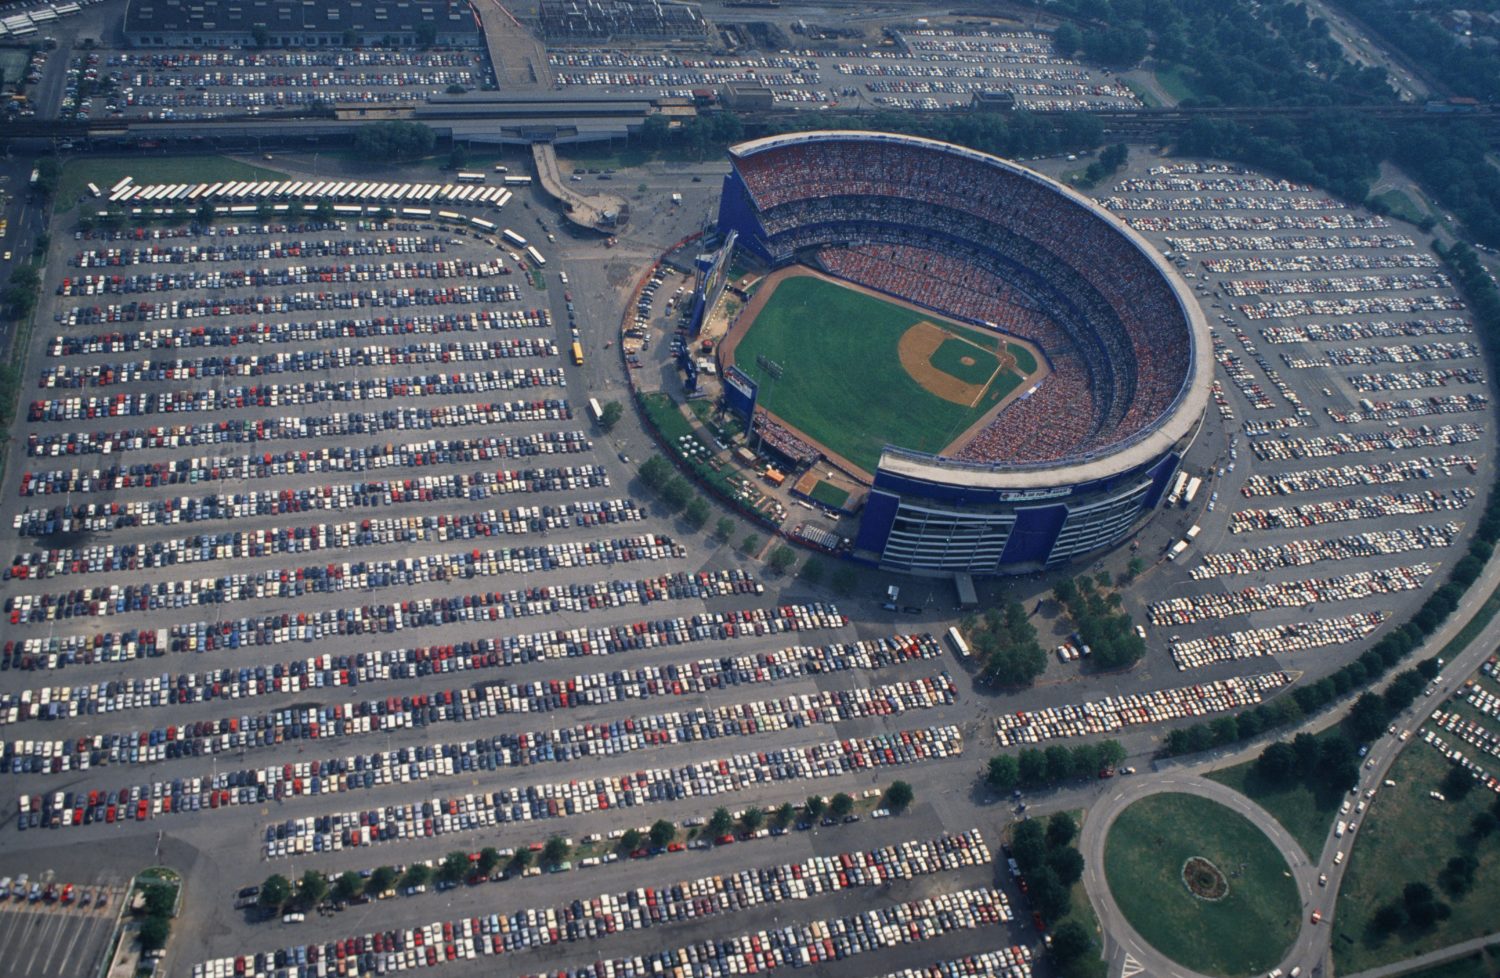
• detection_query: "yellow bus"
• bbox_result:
[571,341,584,366]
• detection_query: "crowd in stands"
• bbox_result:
[752,414,821,467]
[730,135,1195,464]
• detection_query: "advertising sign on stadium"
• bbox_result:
[722,364,758,420]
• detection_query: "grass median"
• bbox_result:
[1104,792,1300,976]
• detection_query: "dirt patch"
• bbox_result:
[1182,856,1229,901]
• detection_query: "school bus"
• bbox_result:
[571,341,584,366]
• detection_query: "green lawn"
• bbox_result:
[1209,760,1339,861]
[639,391,695,443]
[1154,65,1200,103]
[807,480,850,510]
[1333,741,1500,973]
[1104,793,1300,976]
[1374,189,1432,226]
[59,156,287,212]
[733,275,1028,472]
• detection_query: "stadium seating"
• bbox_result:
[728,136,1192,465]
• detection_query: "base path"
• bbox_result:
[1079,776,1322,978]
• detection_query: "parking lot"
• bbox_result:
[0,141,1491,978]
[0,880,124,978]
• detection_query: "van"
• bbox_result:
[1291,968,1302,977]
[1333,851,1344,865]
[1334,821,1346,838]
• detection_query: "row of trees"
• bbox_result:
[351,122,437,163]
[986,741,1127,792]
[1052,575,1146,671]
[1166,245,1500,758]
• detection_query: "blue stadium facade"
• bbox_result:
[715,132,1212,576]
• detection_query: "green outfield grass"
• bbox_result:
[807,480,850,510]
[1104,792,1301,976]
[732,274,1030,471]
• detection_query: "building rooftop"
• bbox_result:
[125,0,481,38]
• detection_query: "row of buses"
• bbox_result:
[102,175,519,210]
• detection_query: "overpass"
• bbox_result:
[530,142,630,233]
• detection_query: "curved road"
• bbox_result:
[1079,775,1320,978]
[1080,574,1500,978]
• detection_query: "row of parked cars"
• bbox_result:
[7,562,756,628]
[994,674,1293,746]
[14,477,613,542]
[0,631,925,735]
[252,726,964,859]
[0,875,108,909]
[24,408,585,459]
[55,283,527,326]
[27,365,566,421]
[7,501,646,581]
[3,595,835,679]
[198,877,1014,978]
[5,671,955,778]
[51,306,553,357]
[68,235,459,268]
[1169,611,1387,670]
[40,338,557,391]
[55,258,514,297]
[6,532,688,623]
[1189,524,1459,582]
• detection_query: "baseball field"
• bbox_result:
[726,270,1041,474]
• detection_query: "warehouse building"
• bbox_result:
[124,0,483,48]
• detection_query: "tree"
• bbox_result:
[138,915,171,952]
[366,866,397,896]
[804,795,826,819]
[599,400,623,431]
[1018,749,1048,787]
[775,802,796,827]
[659,475,693,512]
[987,755,1020,791]
[713,517,735,542]
[1470,810,1498,840]
[476,847,501,879]
[767,545,795,573]
[1123,556,1145,581]
[1052,23,1082,57]
[639,114,670,149]
[542,836,570,866]
[1049,919,1093,967]
[446,83,466,95]
[830,792,854,818]
[1403,882,1449,929]
[1047,846,1085,887]
[139,883,175,918]
[297,870,328,908]
[1438,855,1479,898]
[1046,812,1077,850]
[799,559,825,585]
[708,807,734,836]
[352,122,436,162]
[639,455,673,489]
[401,864,432,889]
[1254,741,1299,784]
[739,532,761,556]
[620,827,643,852]
[439,850,470,883]
[885,780,914,812]
[1372,902,1407,933]
[649,819,677,848]
[1028,867,1073,923]
[509,848,532,871]
[332,871,362,903]
[1442,764,1474,801]
[1011,820,1048,876]
[682,496,710,531]
[258,874,291,911]
[740,807,765,833]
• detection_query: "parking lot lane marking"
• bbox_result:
[49,910,91,976]
[0,907,27,958]
[23,908,64,975]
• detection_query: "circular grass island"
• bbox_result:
[1103,793,1301,977]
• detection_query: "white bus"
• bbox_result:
[86,182,101,198]
[945,626,970,659]
[588,398,604,423]
[501,229,527,248]
[1183,476,1203,506]
[470,217,497,232]
[525,245,546,267]
[456,171,487,184]
[503,175,533,187]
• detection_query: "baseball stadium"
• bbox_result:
[712,131,1213,576]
